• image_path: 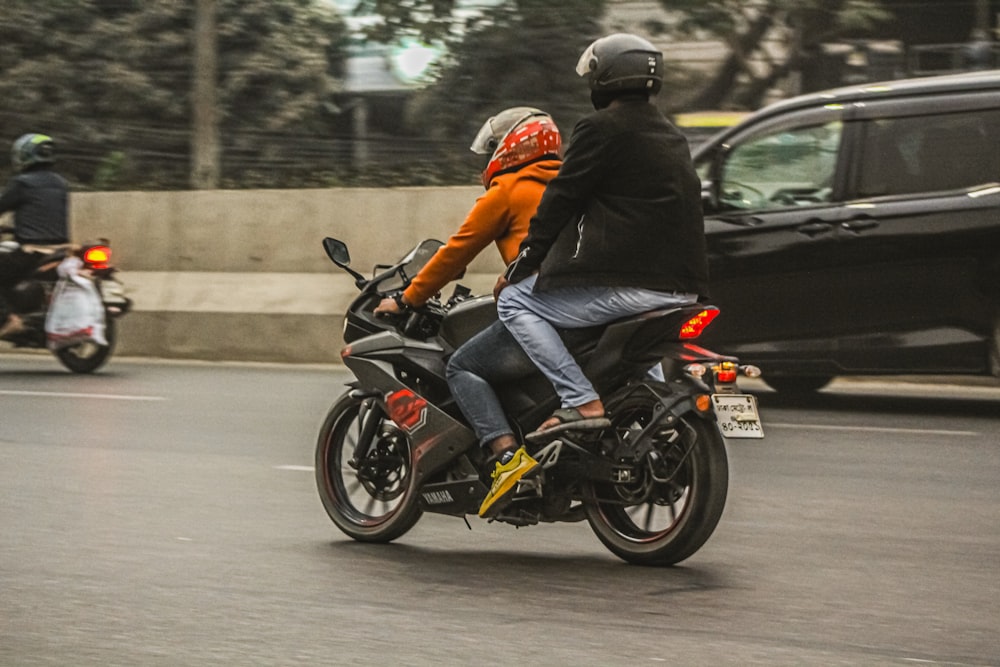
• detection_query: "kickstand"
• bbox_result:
[462,515,472,530]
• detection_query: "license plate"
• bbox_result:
[711,394,764,439]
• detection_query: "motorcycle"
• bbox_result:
[0,228,131,373]
[315,237,764,566]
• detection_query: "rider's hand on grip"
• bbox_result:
[374,293,409,317]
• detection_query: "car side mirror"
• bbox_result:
[701,180,717,213]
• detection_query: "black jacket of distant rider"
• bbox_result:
[0,166,70,244]
[505,96,709,297]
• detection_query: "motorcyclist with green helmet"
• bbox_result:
[0,133,70,337]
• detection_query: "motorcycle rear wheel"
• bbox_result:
[315,391,422,542]
[584,391,729,566]
[55,317,117,374]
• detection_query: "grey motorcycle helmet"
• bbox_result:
[12,133,56,172]
[576,33,663,108]
[470,106,548,156]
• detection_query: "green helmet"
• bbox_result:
[12,133,56,172]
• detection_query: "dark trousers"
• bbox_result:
[445,320,538,448]
[0,250,39,314]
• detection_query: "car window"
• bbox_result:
[856,108,1000,197]
[718,120,842,211]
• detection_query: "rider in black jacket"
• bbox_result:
[0,133,70,337]
[504,90,708,296]
[490,34,710,503]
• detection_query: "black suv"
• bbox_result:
[693,70,1000,392]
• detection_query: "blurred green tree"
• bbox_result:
[409,0,607,147]
[657,0,892,109]
[355,0,608,156]
[0,0,349,189]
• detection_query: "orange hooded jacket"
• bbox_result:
[403,158,561,306]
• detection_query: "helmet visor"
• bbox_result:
[470,117,500,155]
[576,42,598,77]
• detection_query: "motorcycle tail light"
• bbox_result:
[83,245,111,270]
[714,362,738,384]
[679,308,720,339]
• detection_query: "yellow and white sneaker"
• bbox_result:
[478,446,539,518]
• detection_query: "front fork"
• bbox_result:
[348,388,384,468]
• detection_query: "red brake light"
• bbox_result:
[679,309,720,339]
[714,364,738,383]
[83,245,111,270]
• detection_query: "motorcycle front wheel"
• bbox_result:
[315,391,422,542]
[55,317,117,374]
[584,391,729,566]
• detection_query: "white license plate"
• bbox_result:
[711,394,764,439]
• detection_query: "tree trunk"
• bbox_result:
[191,0,220,189]
[689,9,776,110]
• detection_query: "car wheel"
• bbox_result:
[765,375,833,394]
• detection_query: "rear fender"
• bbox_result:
[608,381,716,460]
[583,307,705,389]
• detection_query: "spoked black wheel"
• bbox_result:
[315,391,422,542]
[584,390,729,566]
[55,317,117,374]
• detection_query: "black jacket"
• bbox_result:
[506,98,709,297]
[0,167,70,244]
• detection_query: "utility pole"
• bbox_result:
[191,0,220,189]
[974,0,990,36]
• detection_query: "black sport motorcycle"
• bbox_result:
[0,230,131,373]
[315,238,763,565]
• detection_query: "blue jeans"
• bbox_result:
[496,274,697,408]
[445,320,538,447]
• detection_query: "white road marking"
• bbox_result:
[274,465,314,471]
[766,422,978,437]
[0,389,165,401]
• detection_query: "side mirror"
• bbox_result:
[323,237,367,286]
[701,180,716,213]
[701,145,730,213]
[322,237,351,267]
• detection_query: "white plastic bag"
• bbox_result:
[44,256,108,350]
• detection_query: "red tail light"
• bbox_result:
[679,308,720,339]
[714,362,739,384]
[83,245,111,270]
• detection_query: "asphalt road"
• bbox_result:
[1,354,998,666]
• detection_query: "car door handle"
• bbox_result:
[797,222,834,237]
[841,218,879,232]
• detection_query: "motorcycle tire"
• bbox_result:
[584,390,729,566]
[55,317,117,374]
[315,391,422,542]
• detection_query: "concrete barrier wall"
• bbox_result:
[63,187,503,363]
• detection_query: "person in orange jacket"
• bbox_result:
[374,107,561,315]
[373,107,562,518]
